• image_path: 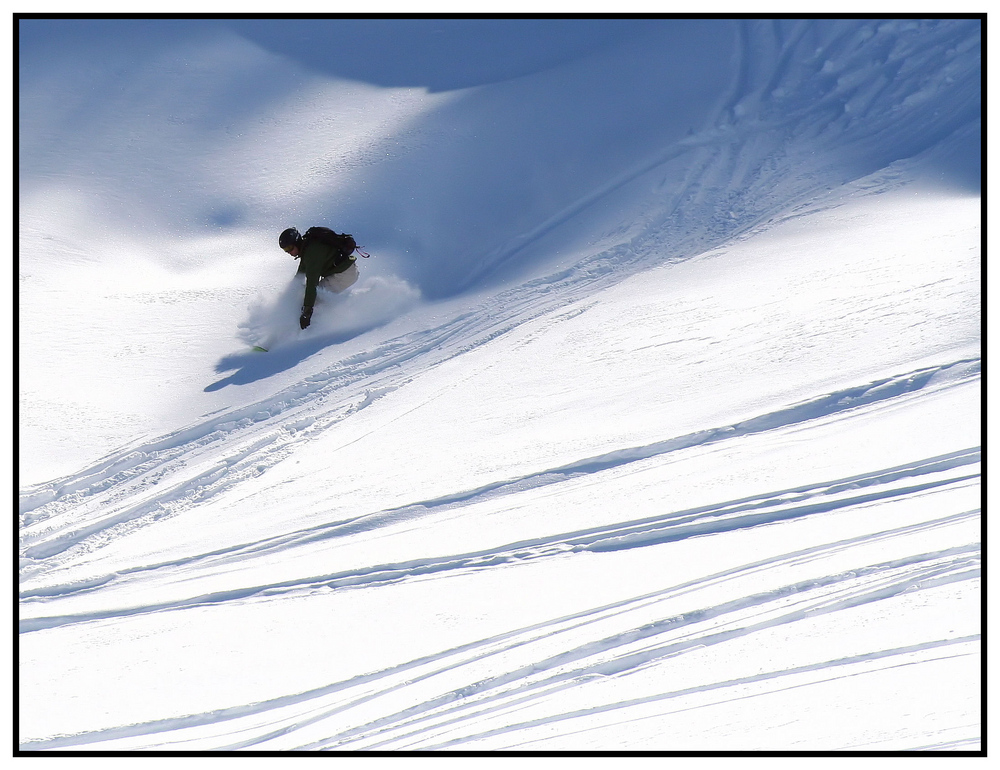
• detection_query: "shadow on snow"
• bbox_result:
[205,329,370,391]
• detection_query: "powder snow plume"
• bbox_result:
[238,273,422,352]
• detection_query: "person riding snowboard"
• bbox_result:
[279,226,361,329]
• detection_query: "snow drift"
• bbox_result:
[18,18,980,752]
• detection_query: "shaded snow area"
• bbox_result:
[18,18,980,754]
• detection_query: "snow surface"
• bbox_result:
[18,18,980,754]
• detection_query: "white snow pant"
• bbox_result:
[318,263,359,294]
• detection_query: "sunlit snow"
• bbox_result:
[18,18,980,753]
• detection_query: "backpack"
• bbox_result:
[303,226,357,259]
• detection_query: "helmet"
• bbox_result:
[279,227,301,250]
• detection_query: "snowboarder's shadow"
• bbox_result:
[204,329,364,391]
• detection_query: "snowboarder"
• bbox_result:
[279,226,361,329]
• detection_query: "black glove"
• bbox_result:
[299,306,313,329]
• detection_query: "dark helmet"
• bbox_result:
[279,227,301,251]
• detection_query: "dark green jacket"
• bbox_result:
[295,237,357,309]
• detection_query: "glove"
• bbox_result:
[299,306,313,329]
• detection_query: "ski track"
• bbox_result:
[18,355,981,749]
[19,435,980,630]
[20,520,979,750]
[19,355,980,605]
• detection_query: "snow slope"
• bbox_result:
[18,18,980,752]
